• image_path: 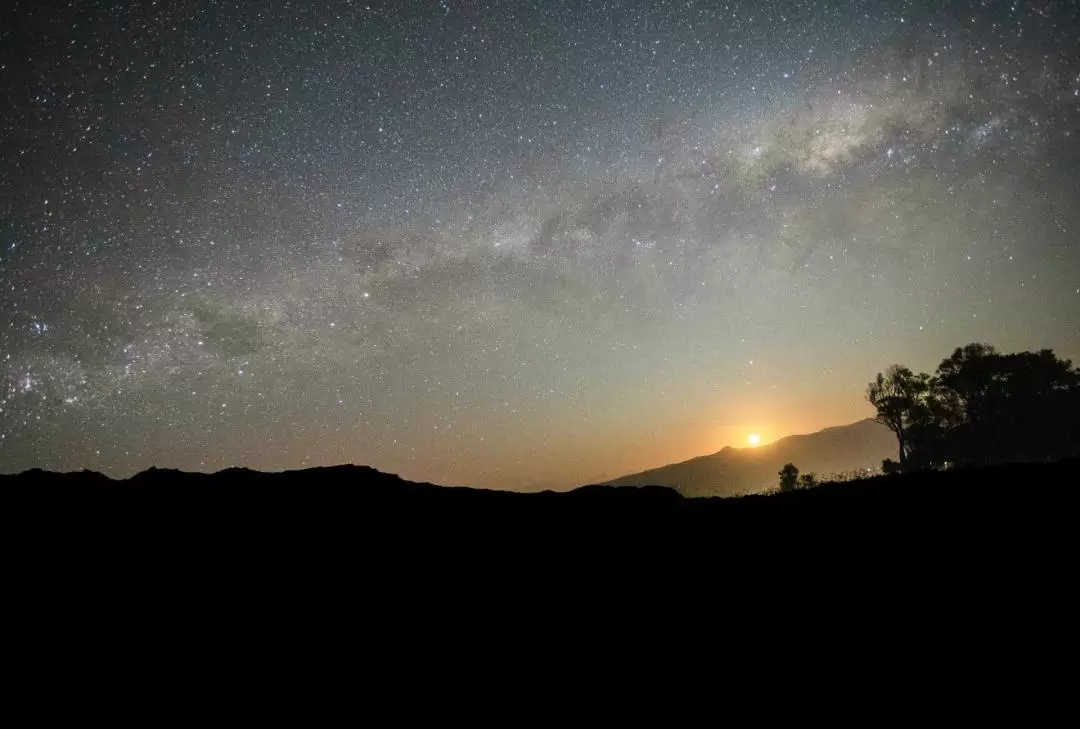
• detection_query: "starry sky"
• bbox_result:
[2,0,1079,489]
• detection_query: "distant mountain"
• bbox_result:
[603,418,896,497]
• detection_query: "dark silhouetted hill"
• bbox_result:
[604,418,896,495]
[8,458,1079,725]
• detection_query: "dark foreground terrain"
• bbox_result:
[7,459,1079,724]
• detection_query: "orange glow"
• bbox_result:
[747,433,761,447]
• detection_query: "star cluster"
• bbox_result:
[2,1,1079,489]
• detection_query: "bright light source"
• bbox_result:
[747,433,761,446]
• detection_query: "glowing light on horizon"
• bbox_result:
[747,433,761,447]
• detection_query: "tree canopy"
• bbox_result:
[866,365,931,467]
[867,344,1080,472]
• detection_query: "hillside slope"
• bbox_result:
[604,418,896,496]
[9,456,1078,725]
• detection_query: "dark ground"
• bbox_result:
[7,459,1078,725]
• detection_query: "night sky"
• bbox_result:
[2,1,1079,489]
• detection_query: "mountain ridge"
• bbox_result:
[603,418,896,497]
[8,419,893,497]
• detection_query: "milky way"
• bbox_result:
[2,1,1079,489]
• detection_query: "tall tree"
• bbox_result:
[934,343,1001,428]
[933,344,1080,465]
[866,365,931,469]
[871,344,1080,470]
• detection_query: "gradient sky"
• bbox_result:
[2,0,1079,489]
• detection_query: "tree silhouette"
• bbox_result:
[870,344,1080,471]
[866,365,931,469]
[798,472,818,489]
[931,344,1080,465]
[779,463,799,492]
